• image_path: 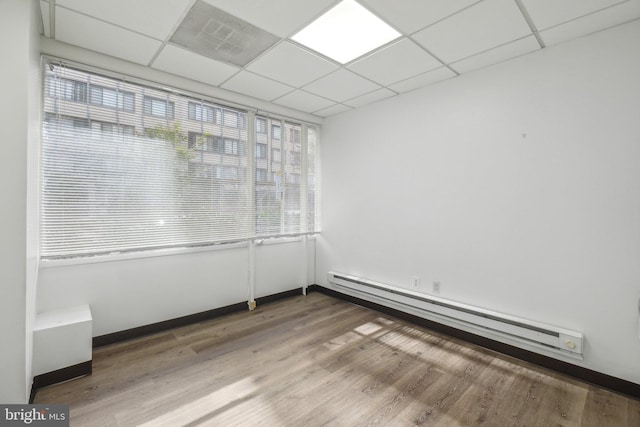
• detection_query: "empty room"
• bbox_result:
[1,0,640,425]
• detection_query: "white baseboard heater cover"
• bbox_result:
[327,272,583,358]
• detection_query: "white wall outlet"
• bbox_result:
[433,281,441,294]
[412,276,421,289]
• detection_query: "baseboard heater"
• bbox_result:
[327,272,583,358]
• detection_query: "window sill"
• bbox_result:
[39,234,318,268]
[39,241,248,268]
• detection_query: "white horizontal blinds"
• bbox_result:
[283,122,302,234]
[41,61,250,258]
[254,116,312,237]
[255,116,282,236]
[306,126,321,233]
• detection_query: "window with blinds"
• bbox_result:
[41,60,320,259]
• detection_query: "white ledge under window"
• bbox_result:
[39,234,319,268]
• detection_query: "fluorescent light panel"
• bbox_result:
[291,0,401,64]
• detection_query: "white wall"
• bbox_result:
[38,240,311,337]
[317,21,640,384]
[33,31,317,340]
[0,0,40,403]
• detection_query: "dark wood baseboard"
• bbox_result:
[93,288,304,348]
[31,360,93,402]
[255,288,304,305]
[308,284,640,400]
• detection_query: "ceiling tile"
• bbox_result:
[450,36,540,74]
[273,90,335,113]
[344,88,396,108]
[152,44,240,86]
[221,71,294,101]
[348,38,442,86]
[412,0,532,63]
[388,67,457,93]
[539,1,640,46]
[314,104,353,117]
[202,0,336,38]
[361,0,481,34]
[40,0,51,37]
[170,1,280,68]
[247,41,339,88]
[520,0,626,31]
[55,7,162,65]
[56,0,193,40]
[303,69,381,103]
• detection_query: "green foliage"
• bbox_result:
[142,122,211,163]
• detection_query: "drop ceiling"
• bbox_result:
[39,0,640,118]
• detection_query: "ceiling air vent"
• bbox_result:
[170,0,279,67]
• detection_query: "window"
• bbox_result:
[254,117,318,236]
[223,166,239,180]
[188,132,222,152]
[271,148,281,163]
[287,173,301,184]
[256,168,268,182]
[143,95,174,119]
[188,102,217,123]
[224,138,240,155]
[290,151,301,166]
[256,143,267,159]
[46,77,87,102]
[256,118,267,134]
[223,110,238,128]
[94,121,135,136]
[90,85,135,112]
[272,124,281,140]
[40,61,319,259]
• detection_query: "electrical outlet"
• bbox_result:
[433,281,441,294]
[412,276,421,289]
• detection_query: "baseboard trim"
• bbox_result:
[255,288,304,305]
[93,288,304,348]
[309,284,640,400]
[31,360,93,401]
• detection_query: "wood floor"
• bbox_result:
[35,292,640,426]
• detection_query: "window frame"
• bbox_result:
[143,95,175,119]
[40,60,320,262]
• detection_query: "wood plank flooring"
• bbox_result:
[34,292,640,426]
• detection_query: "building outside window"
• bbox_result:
[272,124,281,140]
[40,60,320,259]
[143,95,175,119]
[188,102,218,123]
[90,86,135,112]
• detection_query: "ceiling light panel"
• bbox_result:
[171,0,280,67]
[202,0,337,38]
[291,0,401,64]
